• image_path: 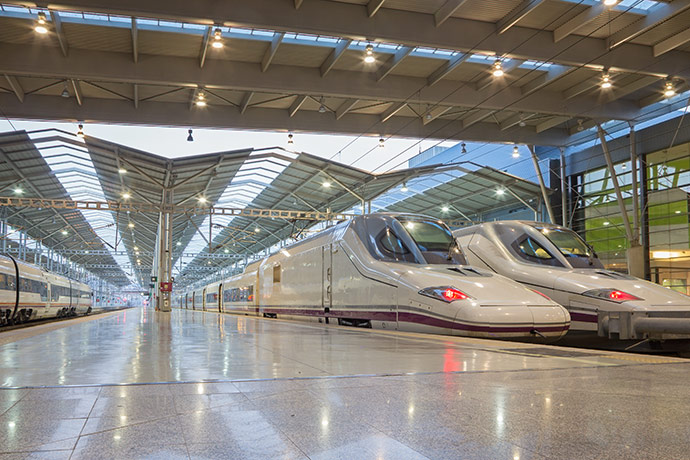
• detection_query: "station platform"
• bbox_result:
[1,308,689,459]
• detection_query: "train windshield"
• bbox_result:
[396,217,467,265]
[537,226,603,268]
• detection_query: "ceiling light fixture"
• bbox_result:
[322,181,331,188]
[176,241,182,246]
[198,196,207,203]
[254,227,261,233]
[187,129,194,142]
[518,113,526,127]
[512,145,520,159]
[441,206,449,212]
[364,43,375,63]
[664,79,676,98]
[401,183,408,192]
[122,192,131,199]
[128,222,135,228]
[35,12,48,34]
[195,91,207,107]
[318,96,327,113]
[118,168,127,174]
[379,137,385,148]
[492,60,504,77]
[61,230,68,235]
[13,187,23,195]
[461,142,467,154]
[212,27,223,48]
[287,133,294,144]
[61,83,69,98]
[76,123,85,138]
[496,188,505,195]
[601,72,612,89]
[603,0,618,6]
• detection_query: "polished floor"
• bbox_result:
[1,307,689,459]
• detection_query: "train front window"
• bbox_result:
[375,228,417,262]
[397,218,467,265]
[538,227,592,258]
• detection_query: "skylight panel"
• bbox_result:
[31,135,139,287]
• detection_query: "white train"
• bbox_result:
[181,214,570,341]
[0,254,93,326]
[454,221,690,344]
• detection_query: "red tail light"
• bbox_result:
[583,289,643,303]
[419,286,472,303]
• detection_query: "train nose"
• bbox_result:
[451,303,570,341]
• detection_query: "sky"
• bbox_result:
[0,119,457,173]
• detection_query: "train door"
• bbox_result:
[202,287,207,311]
[322,244,332,321]
[217,284,223,312]
[192,291,196,310]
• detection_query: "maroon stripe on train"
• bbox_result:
[249,306,569,333]
[569,312,598,323]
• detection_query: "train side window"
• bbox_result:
[0,273,5,289]
[7,275,15,289]
[248,286,254,301]
[273,265,281,283]
[511,237,564,267]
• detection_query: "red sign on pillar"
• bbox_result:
[159,282,173,292]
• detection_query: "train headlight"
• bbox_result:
[583,289,643,303]
[419,286,472,303]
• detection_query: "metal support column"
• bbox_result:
[629,123,640,243]
[560,148,567,227]
[157,188,174,312]
[528,145,556,224]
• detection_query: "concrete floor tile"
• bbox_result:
[0,417,84,453]
[89,395,176,420]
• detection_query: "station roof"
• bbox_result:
[1,0,689,147]
[0,129,548,288]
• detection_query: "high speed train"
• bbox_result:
[0,254,93,326]
[454,221,690,345]
[181,213,570,341]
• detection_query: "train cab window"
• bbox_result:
[397,218,468,265]
[511,236,564,267]
[536,227,604,269]
[376,229,416,262]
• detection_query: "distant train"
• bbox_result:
[0,254,93,326]
[454,221,690,344]
[179,214,570,341]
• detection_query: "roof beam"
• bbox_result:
[133,83,138,108]
[653,27,690,57]
[434,0,470,27]
[3,75,24,103]
[608,0,690,49]
[36,0,690,81]
[427,53,469,86]
[520,64,574,95]
[240,91,254,114]
[320,39,352,77]
[131,17,138,63]
[288,95,308,117]
[199,26,211,68]
[562,78,598,100]
[367,0,386,17]
[49,11,69,57]
[603,75,660,102]
[496,0,546,34]
[376,46,413,81]
[294,0,304,9]
[335,98,358,120]
[553,3,607,43]
[422,105,452,125]
[475,59,524,91]
[0,44,645,121]
[462,110,494,128]
[261,32,285,72]
[380,101,406,122]
[499,112,535,131]
[70,78,83,105]
[536,115,570,133]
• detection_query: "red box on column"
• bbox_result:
[160,282,173,292]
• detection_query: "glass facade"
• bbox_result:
[571,142,690,294]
